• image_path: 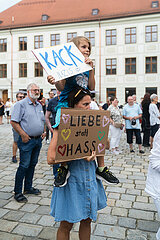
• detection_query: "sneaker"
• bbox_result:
[12,156,17,163]
[54,166,70,187]
[130,149,135,153]
[14,193,28,203]
[96,167,119,185]
[139,150,145,154]
[24,187,41,195]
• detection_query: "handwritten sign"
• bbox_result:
[32,42,92,81]
[55,108,110,163]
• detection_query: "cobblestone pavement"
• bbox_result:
[0,118,159,240]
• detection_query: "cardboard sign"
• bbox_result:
[55,108,110,163]
[32,42,92,81]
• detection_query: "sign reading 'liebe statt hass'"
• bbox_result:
[55,109,110,163]
[32,42,92,82]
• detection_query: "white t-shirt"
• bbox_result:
[149,103,160,126]
[5,101,13,114]
[90,101,99,110]
[145,129,160,199]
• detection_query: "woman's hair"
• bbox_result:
[68,86,91,108]
[7,98,10,101]
[142,93,151,106]
[70,36,91,56]
[110,96,117,102]
[150,93,158,102]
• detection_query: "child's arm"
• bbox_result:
[85,58,95,91]
[47,129,58,165]
[47,75,66,91]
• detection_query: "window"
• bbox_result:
[34,35,43,49]
[106,59,116,75]
[146,87,157,95]
[41,14,49,21]
[51,34,60,46]
[125,27,136,44]
[92,8,99,15]
[145,25,157,42]
[125,88,136,102]
[19,37,27,51]
[19,63,27,77]
[106,29,116,45]
[67,32,77,42]
[0,64,7,78]
[146,56,157,73]
[35,62,43,77]
[84,31,95,46]
[106,88,116,99]
[151,1,159,8]
[0,38,7,52]
[125,58,136,74]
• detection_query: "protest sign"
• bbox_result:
[55,108,110,163]
[32,42,92,81]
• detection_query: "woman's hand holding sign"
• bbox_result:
[86,151,96,162]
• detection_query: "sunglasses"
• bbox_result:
[18,96,25,99]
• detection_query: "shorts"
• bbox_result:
[126,129,142,144]
[6,110,10,116]
[52,101,69,129]
[150,124,159,138]
[12,128,19,143]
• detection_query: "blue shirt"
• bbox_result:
[123,103,142,129]
[59,71,89,102]
[11,97,45,136]
[47,96,59,125]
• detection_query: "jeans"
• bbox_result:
[14,137,42,194]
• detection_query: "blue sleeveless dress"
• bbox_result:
[50,159,107,223]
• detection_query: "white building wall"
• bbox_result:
[0,13,160,103]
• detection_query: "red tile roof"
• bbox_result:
[0,0,160,30]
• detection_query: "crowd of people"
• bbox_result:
[0,35,160,240]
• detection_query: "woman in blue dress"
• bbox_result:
[47,87,107,240]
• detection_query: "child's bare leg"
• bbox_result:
[97,156,105,167]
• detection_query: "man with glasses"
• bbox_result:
[11,83,46,203]
[11,91,25,163]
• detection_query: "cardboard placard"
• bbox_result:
[55,108,110,163]
[32,42,92,82]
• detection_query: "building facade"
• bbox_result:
[0,0,160,104]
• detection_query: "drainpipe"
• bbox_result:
[98,19,101,103]
[9,29,13,101]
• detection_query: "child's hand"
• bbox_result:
[85,57,93,68]
[85,151,96,162]
[47,75,56,85]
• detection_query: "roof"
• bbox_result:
[0,0,160,30]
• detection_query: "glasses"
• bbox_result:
[32,89,40,92]
[18,96,24,99]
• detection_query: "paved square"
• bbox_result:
[0,119,158,239]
